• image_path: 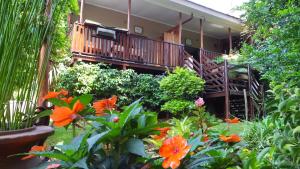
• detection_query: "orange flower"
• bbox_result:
[159,136,191,169]
[61,97,73,104]
[50,101,84,127]
[43,91,61,100]
[60,89,68,96]
[21,145,45,160]
[43,89,69,100]
[93,95,117,116]
[219,134,241,143]
[225,117,240,124]
[151,127,170,140]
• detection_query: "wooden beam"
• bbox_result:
[224,60,230,119]
[79,0,85,24]
[37,0,51,106]
[178,12,182,44]
[200,19,204,49]
[182,13,193,25]
[228,27,232,54]
[127,0,131,34]
[166,13,193,33]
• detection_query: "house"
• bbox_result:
[70,0,264,119]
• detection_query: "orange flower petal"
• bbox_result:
[219,134,241,143]
[50,107,76,127]
[72,100,85,113]
[162,156,181,169]
[30,145,45,151]
[59,89,68,96]
[61,97,73,104]
[159,139,174,158]
[93,96,118,116]
[225,117,240,124]
[151,127,170,140]
[21,154,35,160]
[21,145,45,160]
[159,135,190,169]
[53,118,74,127]
[43,91,60,100]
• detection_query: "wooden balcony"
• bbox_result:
[71,22,186,70]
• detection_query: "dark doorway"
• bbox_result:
[184,46,199,61]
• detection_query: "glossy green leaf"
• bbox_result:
[126,139,146,157]
[87,131,109,151]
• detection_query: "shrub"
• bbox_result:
[160,67,205,100]
[161,99,194,115]
[159,67,205,115]
[55,63,100,95]
[55,62,163,110]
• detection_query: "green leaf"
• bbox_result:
[126,139,146,157]
[119,99,142,128]
[257,147,270,160]
[71,157,88,169]
[138,114,146,128]
[35,110,52,119]
[78,94,93,105]
[188,136,204,152]
[22,150,72,162]
[48,98,69,107]
[58,134,86,156]
[292,126,300,135]
[87,131,109,151]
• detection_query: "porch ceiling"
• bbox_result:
[86,0,243,39]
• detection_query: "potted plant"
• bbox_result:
[0,1,60,168]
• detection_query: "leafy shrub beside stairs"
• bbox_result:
[160,67,205,115]
[55,62,163,110]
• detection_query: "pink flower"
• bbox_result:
[195,97,205,107]
[46,164,61,169]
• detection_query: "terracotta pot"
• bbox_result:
[0,125,54,169]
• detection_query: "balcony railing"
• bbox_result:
[71,23,185,68]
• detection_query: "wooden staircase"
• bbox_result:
[183,49,264,119]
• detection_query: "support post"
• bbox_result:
[247,64,254,119]
[122,64,127,70]
[79,0,85,24]
[178,12,182,44]
[243,89,248,121]
[224,60,230,119]
[228,27,232,54]
[37,0,51,106]
[199,49,203,78]
[200,19,204,49]
[127,0,131,34]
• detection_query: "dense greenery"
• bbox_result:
[160,67,205,115]
[55,63,163,110]
[240,0,300,168]
[51,0,79,63]
[240,0,300,84]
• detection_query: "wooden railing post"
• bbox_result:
[247,64,254,119]
[224,60,230,119]
[199,48,203,78]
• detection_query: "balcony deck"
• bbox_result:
[71,23,185,70]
